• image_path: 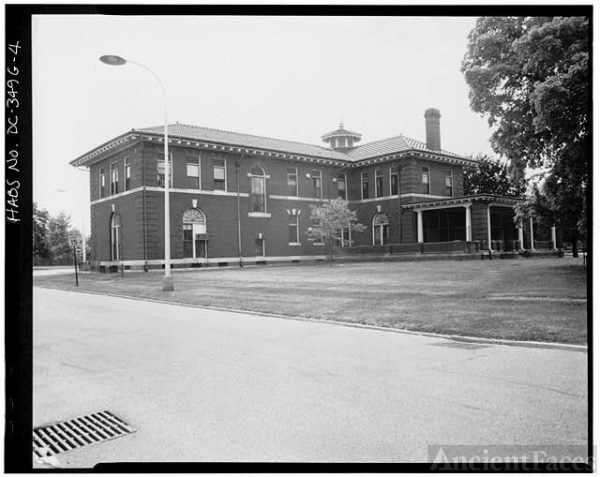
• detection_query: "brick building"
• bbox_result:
[70,109,528,270]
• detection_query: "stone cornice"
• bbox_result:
[71,131,479,170]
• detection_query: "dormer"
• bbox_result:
[321,122,362,151]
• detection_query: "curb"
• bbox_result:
[36,285,588,353]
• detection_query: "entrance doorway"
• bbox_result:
[255,237,265,257]
[182,208,207,259]
[373,213,390,245]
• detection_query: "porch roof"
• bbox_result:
[402,194,523,210]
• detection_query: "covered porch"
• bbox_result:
[402,194,524,252]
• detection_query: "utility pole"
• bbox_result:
[236,157,244,268]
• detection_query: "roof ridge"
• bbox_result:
[139,122,341,154]
[349,132,466,160]
[352,133,409,148]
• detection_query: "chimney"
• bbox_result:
[424,108,441,151]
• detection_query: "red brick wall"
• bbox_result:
[400,157,464,198]
[400,209,417,243]
[87,139,475,261]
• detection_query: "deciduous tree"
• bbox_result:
[307,198,366,266]
[47,211,73,260]
[462,16,589,245]
[463,154,524,197]
[33,202,52,259]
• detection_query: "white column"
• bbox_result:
[518,219,524,250]
[529,217,535,251]
[417,210,423,243]
[551,224,557,250]
[486,205,492,250]
[464,204,472,242]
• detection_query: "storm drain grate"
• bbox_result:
[33,411,136,458]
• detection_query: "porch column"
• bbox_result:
[486,205,492,250]
[518,219,524,250]
[464,204,472,242]
[551,224,557,250]
[417,210,424,243]
[529,216,535,251]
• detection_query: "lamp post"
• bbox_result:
[100,55,173,291]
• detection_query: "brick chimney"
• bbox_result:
[424,108,441,151]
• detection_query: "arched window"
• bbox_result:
[182,208,207,259]
[249,166,267,213]
[110,212,121,260]
[373,212,389,246]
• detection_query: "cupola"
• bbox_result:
[321,122,362,151]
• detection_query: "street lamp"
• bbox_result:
[100,55,174,291]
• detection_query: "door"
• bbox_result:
[255,237,265,257]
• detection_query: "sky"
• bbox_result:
[33,14,499,235]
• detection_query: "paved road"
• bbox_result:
[33,287,588,466]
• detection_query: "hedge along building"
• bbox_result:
[70,109,527,270]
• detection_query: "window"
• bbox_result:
[110,212,121,260]
[422,166,430,194]
[157,152,173,188]
[124,158,131,191]
[250,166,267,213]
[445,170,453,197]
[213,158,226,191]
[287,167,298,196]
[156,161,173,187]
[390,166,399,196]
[310,170,322,198]
[288,214,299,244]
[182,208,207,259]
[337,173,347,200]
[340,224,352,247]
[361,172,369,199]
[375,169,383,198]
[373,213,390,246]
[187,161,200,189]
[109,163,119,195]
[309,217,324,244]
[99,168,106,198]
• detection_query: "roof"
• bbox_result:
[135,123,350,161]
[402,194,523,210]
[321,122,362,141]
[71,122,476,168]
[346,134,469,162]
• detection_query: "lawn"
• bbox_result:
[33,257,588,345]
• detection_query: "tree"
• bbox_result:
[47,211,73,260]
[33,202,52,259]
[307,198,366,266]
[463,154,524,197]
[462,16,589,245]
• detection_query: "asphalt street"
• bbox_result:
[33,286,588,466]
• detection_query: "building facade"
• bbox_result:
[71,109,528,270]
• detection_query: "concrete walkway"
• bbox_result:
[33,287,588,466]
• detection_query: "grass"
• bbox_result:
[33,257,588,345]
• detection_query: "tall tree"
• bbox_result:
[33,202,52,259]
[463,154,524,197]
[47,211,73,260]
[462,16,589,246]
[307,198,366,266]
